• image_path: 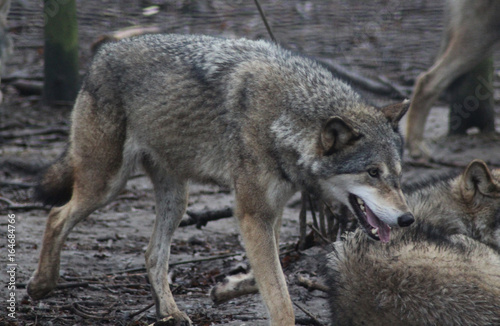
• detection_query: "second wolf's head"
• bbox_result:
[403,159,500,251]
[312,100,414,242]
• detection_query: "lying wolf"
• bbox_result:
[326,228,500,326]
[324,160,500,326]
[27,34,413,325]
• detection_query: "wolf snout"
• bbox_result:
[397,213,414,227]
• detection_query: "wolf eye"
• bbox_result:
[368,168,380,178]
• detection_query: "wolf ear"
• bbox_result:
[380,99,410,129]
[321,116,362,155]
[460,160,500,201]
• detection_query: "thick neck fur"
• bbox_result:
[404,172,469,234]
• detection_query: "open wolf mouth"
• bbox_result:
[348,194,391,242]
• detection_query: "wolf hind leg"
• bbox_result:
[27,154,133,299]
[28,91,133,299]
[143,161,191,325]
[405,9,500,159]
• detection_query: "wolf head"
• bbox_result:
[392,159,500,251]
[265,59,412,241]
[444,160,500,250]
[434,160,500,251]
[315,100,414,242]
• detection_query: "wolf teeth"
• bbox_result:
[371,228,378,235]
[357,197,365,211]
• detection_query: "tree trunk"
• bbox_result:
[43,0,79,105]
[0,0,13,103]
[448,56,495,135]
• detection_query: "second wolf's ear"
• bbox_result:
[320,116,362,156]
[460,159,500,201]
[380,99,410,129]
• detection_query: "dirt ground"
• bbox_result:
[2,1,500,325]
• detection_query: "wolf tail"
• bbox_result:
[34,148,74,206]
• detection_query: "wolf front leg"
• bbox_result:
[210,211,284,304]
[234,178,295,326]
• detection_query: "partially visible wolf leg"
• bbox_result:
[405,2,500,159]
[406,53,477,159]
[143,162,191,325]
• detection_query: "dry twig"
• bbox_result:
[307,222,331,244]
[0,196,47,211]
[61,302,110,320]
[128,302,155,319]
[180,207,233,228]
[109,252,244,275]
[294,302,327,326]
[0,126,68,139]
[254,0,276,43]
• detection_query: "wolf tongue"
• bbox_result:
[365,205,391,243]
[377,223,391,243]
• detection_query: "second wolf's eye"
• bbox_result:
[368,168,380,178]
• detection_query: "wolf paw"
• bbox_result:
[27,274,57,300]
[149,313,192,326]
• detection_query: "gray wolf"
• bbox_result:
[27,34,413,325]
[405,0,500,158]
[324,160,500,326]
[402,159,500,251]
[325,227,500,326]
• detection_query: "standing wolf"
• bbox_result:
[27,34,414,325]
[324,160,500,326]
